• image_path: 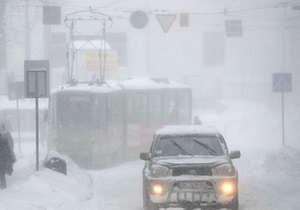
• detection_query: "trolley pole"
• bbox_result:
[35,75,40,171]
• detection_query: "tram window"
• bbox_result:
[133,93,147,122]
[163,93,177,122]
[148,93,162,121]
[58,95,92,128]
[116,94,121,124]
[110,95,115,124]
[108,94,120,125]
[116,94,123,124]
[107,95,113,125]
[126,94,133,122]
[113,95,117,124]
[112,94,119,124]
[95,96,107,128]
[177,92,191,121]
[127,93,147,122]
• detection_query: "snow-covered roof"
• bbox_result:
[50,78,190,95]
[51,80,122,94]
[118,78,190,90]
[156,125,221,136]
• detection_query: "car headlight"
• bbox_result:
[151,164,169,177]
[151,182,165,195]
[219,180,236,195]
[214,163,235,176]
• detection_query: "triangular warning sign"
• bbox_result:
[156,14,177,33]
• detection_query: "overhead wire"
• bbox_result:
[93,0,124,9]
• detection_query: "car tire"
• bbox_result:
[143,183,159,210]
[226,193,239,210]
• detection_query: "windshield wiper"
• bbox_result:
[168,139,192,156]
[192,139,218,155]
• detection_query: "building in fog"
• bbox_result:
[0,0,299,107]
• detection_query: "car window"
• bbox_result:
[154,135,225,157]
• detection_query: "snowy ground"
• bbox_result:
[0,100,300,210]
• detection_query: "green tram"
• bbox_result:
[47,78,192,168]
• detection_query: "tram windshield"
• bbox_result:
[57,95,93,129]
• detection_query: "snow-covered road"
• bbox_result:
[89,146,300,210]
[0,139,300,210]
[1,100,299,210]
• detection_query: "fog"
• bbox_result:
[0,0,300,209]
[1,0,299,126]
[0,96,300,209]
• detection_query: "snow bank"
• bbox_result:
[0,151,94,210]
[195,100,300,152]
[263,145,300,177]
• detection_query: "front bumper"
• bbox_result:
[146,176,238,208]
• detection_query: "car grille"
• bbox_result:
[172,166,212,176]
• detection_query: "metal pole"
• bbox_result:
[16,99,21,153]
[35,73,39,171]
[24,0,31,59]
[281,92,285,147]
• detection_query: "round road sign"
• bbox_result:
[130,10,148,29]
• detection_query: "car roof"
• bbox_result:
[155,125,221,136]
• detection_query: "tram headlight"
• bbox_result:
[151,164,169,177]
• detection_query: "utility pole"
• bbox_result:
[24,0,31,60]
[0,0,7,71]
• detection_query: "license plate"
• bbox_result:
[179,182,207,190]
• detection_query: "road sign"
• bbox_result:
[273,73,292,92]
[156,14,177,33]
[180,13,189,27]
[24,60,49,171]
[43,6,61,25]
[272,73,292,147]
[24,60,49,98]
[225,20,243,37]
[130,10,148,29]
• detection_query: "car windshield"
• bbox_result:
[154,135,225,157]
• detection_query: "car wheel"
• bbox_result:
[226,193,239,210]
[143,183,159,210]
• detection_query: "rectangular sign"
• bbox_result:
[24,60,49,98]
[225,20,243,37]
[272,73,292,92]
[26,71,48,98]
[43,6,61,25]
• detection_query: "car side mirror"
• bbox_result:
[230,150,241,159]
[140,152,150,160]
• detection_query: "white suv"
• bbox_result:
[140,125,241,210]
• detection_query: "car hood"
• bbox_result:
[153,156,229,168]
